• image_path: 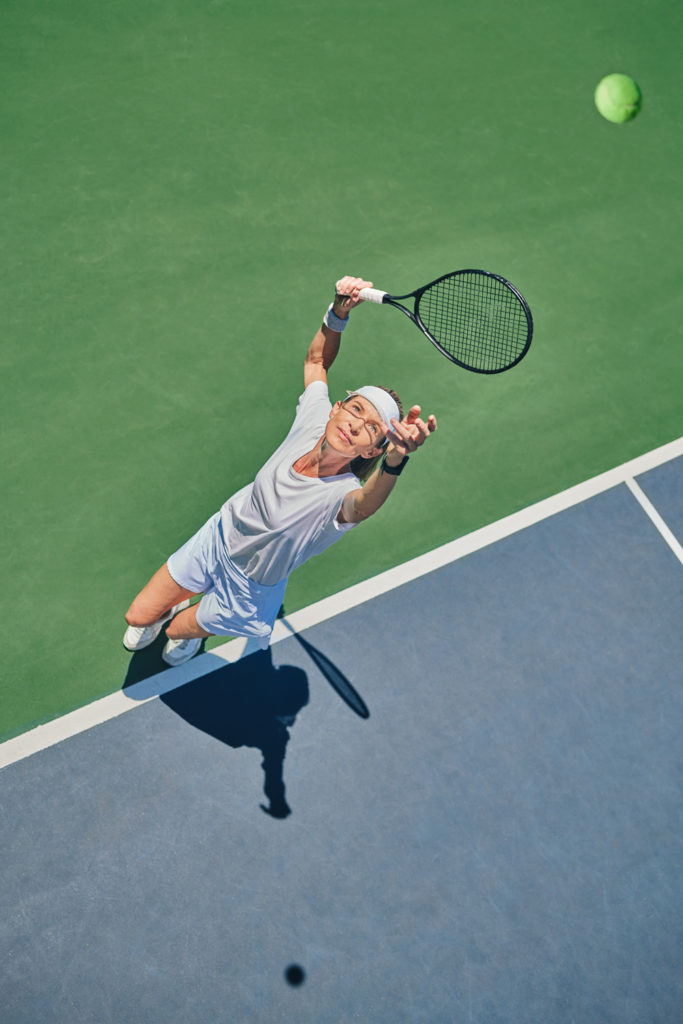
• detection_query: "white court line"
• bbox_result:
[1,436,681,772]
[625,477,683,564]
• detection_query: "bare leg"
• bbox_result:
[165,604,213,640]
[125,564,199,627]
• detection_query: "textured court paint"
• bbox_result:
[2,439,680,767]
[2,0,683,738]
[636,455,683,546]
[1,487,682,1023]
[626,478,683,562]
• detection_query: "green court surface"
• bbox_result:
[3,0,682,742]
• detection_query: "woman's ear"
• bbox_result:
[363,433,389,459]
[361,445,384,459]
[329,401,342,419]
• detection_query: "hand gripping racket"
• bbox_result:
[359,270,533,374]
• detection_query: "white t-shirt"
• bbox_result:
[220,381,359,586]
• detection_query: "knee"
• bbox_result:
[125,604,151,628]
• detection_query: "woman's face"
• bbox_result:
[325,396,386,459]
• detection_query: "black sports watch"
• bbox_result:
[381,454,409,476]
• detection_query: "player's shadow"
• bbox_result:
[164,650,309,819]
[121,615,368,816]
[123,643,308,819]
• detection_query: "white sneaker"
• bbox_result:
[122,600,191,652]
[162,637,203,666]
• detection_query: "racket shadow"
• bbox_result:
[278,614,370,720]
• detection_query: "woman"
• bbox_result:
[123,276,437,666]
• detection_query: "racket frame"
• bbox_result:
[362,269,534,374]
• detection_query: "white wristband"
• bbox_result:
[324,303,349,333]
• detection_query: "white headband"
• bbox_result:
[346,386,400,429]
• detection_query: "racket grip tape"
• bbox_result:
[358,287,387,304]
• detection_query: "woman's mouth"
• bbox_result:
[338,428,351,444]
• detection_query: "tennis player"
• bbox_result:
[123,276,437,666]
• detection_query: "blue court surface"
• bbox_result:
[1,449,682,1024]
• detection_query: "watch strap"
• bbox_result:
[381,454,409,476]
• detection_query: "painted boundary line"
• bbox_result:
[625,477,683,563]
[1,437,681,772]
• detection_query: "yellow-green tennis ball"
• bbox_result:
[594,73,642,123]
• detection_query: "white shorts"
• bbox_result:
[166,512,287,643]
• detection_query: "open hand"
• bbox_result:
[385,406,437,456]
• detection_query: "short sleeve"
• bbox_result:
[295,379,331,419]
[331,515,357,534]
[321,482,361,540]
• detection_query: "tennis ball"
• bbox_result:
[594,73,642,123]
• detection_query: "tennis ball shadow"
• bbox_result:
[285,964,306,986]
[159,648,309,819]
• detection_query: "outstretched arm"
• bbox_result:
[303,276,373,388]
[338,406,438,524]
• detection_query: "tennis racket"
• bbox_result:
[358,270,533,374]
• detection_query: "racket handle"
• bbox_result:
[358,287,387,304]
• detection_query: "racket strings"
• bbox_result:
[417,273,530,372]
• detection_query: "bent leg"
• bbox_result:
[165,603,213,640]
[125,564,199,627]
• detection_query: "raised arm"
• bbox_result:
[303,276,374,388]
[338,406,438,524]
